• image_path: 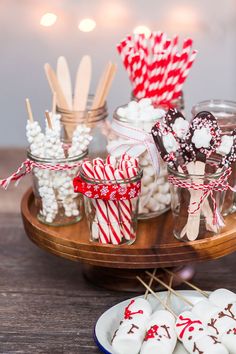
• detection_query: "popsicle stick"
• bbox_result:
[144,268,157,299]
[51,92,57,116]
[137,276,177,318]
[57,56,73,109]
[92,62,111,109]
[73,55,92,111]
[25,98,34,122]
[165,275,174,306]
[163,268,209,298]
[45,110,53,130]
[44,63,69,110]
[99,63,117,107]
[145,271,194,307]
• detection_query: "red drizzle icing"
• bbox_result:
[124,300,144,320]
[176,315,202,339]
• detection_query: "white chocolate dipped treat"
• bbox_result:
[111,298,152,354]
[221,331,236,354]
[192,299,236,353]
[175,311,228,353]
[112,322,144,354]
[140,310,177,354]
[209,288,236,308]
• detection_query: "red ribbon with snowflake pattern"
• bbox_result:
[73,176,141,200]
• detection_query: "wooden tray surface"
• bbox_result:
[21,189,236,269]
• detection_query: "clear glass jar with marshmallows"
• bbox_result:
[57,95,109,158]
[28,150,87,226]
[107,98,178,219]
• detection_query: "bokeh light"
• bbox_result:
[40,12,57,27]
[78,18,96,32]
[133,25,151,38]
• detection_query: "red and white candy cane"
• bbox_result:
[106,155,117,168]
[93,164,111,244]
[114,168,133,241]
[104,164,122,245]
[82,161,100,242]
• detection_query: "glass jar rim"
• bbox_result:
[113,103,166,124]
[79,165,143,185]
[27,149,88,164]
[57,94,108,124]
[167,160,226,179]
[192,99,236,115]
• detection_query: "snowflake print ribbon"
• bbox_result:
[73,176,141,201]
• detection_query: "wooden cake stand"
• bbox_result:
[21,189,236,291]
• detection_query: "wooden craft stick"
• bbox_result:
[73,55,92,111]
[51,92,57,116]
[163,268,209,298]
[25,98,34,122]
[137,276,177,318]
[145,271,194,307]
[44,63,69,110]
[57,56,73,109]
[99,63,117,107]
[144,268,157,299]
[45,110,53,130]
[165,275,174,306]
[92,62,111,110]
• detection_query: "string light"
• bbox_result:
[78,18,96,32]
[133,25,151,38]
[40,12,57,27]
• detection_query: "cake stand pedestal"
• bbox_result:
[21,189,236,291]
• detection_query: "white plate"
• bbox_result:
[94,290,208,354]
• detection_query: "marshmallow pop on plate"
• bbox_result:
[111,297,152,354]
[192,288,236,353]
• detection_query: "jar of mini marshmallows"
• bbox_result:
[57,95,109,158]
[28,150,87,226]
[107,98,177,219]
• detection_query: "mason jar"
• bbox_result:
[57,95,109,158]
[75,165,142,245]
[107,94,183,219]
[168,160,226,241]
[192,100,236,215]
[28,150,87,226]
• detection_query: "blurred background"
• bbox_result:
[0,0,236,147]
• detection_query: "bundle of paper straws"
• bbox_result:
[117,32,197,107]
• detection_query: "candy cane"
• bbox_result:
[114,169,133,240]
[93,164,111,244]
[104,164,122,244]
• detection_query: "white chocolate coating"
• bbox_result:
[140,310,177,354]
[112,298,152,354]
[209,289,236,308]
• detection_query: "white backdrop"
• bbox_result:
[0,0,236,146]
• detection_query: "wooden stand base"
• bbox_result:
[82,264,196,292]
[21,189,236,291]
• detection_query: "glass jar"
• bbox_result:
[28,150,87,226]
[57,95,109,158]
[168,161,226,241]
[77,166,142,245]
[192,100,236,215]
[107,106,171,219]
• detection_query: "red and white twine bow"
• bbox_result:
[0,159,81,190]
[73,176,141,201]
[168,167,232,226]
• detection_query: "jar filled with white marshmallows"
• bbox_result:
[107,98,173,219]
